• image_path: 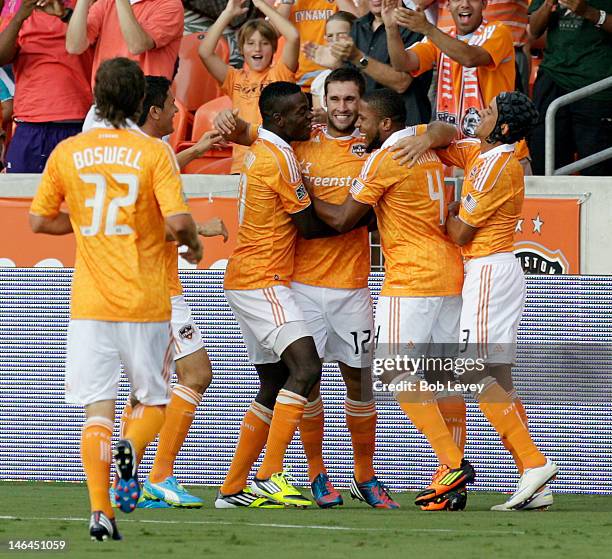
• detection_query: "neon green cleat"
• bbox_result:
[215,487,285,509]
[250,471,312,507]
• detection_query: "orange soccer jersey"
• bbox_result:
[30,126,189,322]
[289,0,337,91]
[224,128,311,291]
[350,128,463,297]
[409,21,514,139]
[437,139,524,260]
[222,62,296,174]
[292,126,370,289]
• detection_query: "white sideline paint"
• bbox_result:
[0,515,525,535]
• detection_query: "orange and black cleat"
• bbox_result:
[415,459,475,507]
[419,488,467,511]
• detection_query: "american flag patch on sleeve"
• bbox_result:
[462,193,478,213]
[350,178,365,196]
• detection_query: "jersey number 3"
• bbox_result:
[79,173,139,236]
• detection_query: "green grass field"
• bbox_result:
[1,482,611,559]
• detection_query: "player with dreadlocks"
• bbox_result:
[441,91,559,512]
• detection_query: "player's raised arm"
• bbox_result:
[390,121,458,166]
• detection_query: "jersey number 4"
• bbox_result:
[79,173,139,236]
[427,169,445,226]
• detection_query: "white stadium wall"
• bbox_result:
[1,269,611,494]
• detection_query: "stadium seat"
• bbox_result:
[167,98,190,152]
[174,33,230,112]
[176,96,233,174]
[182,156,233,175]
[191,95,232,141]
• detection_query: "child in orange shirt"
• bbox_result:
[199,0,300,174]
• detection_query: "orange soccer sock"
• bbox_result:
[345,398,377,483]
[119,400,133,439]
[477,381,546,471]
[149,385,201,483]
[499,389,529,473]
[395,380,463,468]
[81,416,114,518]
[221,401,272,495]
[299,397,326,482]
[257,389,307,480]
[123,404,166,461]
[436,393,467,453]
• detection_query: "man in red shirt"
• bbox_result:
[66,0,183,84]
[0,0,92,172]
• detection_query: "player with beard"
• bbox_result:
[304,88,478,511]
[221,81,360,508]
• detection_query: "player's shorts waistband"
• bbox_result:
[464,252,518,272]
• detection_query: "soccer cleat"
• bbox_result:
[350,476,400,509]
[137,495,172,509]
[491,486,554,512]
[311,473,343,509]
[89,511,122,542]
[144,476,204,508]
[521,487,554,510]
[415,459,475,507]
[503,459,559,510]
[113,439,140,513]
[214,487,285,509]
[250,471,312,507]
[420,488,467,511]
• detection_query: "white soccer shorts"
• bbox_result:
[171,294,205,361]
[374,295,462,361]
[224,285,311,364]
[65,320,173,406]
[460,252,525,364]
[291,282,374,368]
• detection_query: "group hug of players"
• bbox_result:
[29,58,558,542]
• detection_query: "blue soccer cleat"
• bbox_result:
[137,495,172,509]
[113,439,140,513]
[311,473,343,509]
[144,476,204,508]
[350,476,400,509]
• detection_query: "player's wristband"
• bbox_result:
[595,9,606,28]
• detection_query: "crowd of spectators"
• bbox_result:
[0,0,609,175]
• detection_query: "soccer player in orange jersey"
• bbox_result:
[118,76,229,509]
[442,91,559,511]
[222,81,356,508]
[307,88,476,510]
[28,58,202,540]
